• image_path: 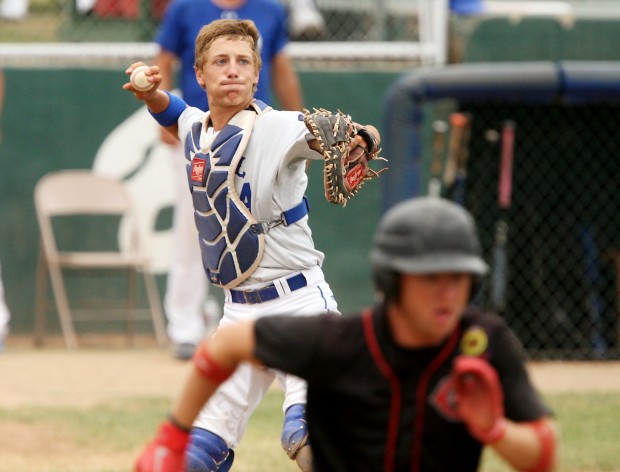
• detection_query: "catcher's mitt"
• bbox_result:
[304,108,387,206]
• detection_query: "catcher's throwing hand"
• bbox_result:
[453,356,507,444]
[304,108,387,206]
[123,62,162,100]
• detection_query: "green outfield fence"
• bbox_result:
[0,65,400,339]
[0,0,443,342]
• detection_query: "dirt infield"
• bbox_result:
[1,336,620,408]
[0,338,193,409]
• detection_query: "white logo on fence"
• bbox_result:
[92,105,176,274]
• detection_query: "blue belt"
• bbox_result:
[230,273,307,304]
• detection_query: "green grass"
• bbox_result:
[0,391,618,471]
[550,393,620,471]
[482,392,620,471]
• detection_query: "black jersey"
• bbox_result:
[254,305,551,472]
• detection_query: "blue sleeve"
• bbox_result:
[271,6,289,57]
[248,0,289,59]
[154,0,183,55]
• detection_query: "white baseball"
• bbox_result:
[130,66,154,92]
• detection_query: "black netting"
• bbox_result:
[444,102,620,360]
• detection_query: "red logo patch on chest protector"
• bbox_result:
[430,375,460,422]
[191,157,207,184]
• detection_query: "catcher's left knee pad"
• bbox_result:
[185,428,234,472]
[281,403,310,459]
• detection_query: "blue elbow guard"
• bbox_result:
[281,403,310,460]
[186,428,234,472]
[149,91,187,127]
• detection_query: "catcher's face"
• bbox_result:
[389,272,471,347]
[195,37,259,110]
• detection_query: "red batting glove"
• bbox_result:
[135,420,189,472]
[453,356,507,444]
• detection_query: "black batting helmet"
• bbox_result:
[371,197,488,301]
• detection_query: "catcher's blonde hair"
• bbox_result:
[194,19,262,76]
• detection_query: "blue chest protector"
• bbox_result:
[184,101,268,288]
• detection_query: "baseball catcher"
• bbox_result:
[304,108,387,206]
[127,18,390,472]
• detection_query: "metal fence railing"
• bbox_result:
[0,0,425,43]
[0,0,448,69]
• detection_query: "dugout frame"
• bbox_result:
[381,61,620,359]
[381,60,620,210]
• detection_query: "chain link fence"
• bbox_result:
[432,101,620,361]
[0,0,421,43]
[464,102,619,360]
[382,62,620,361]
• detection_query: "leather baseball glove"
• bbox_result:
[304,108,387,206]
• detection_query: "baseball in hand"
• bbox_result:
[130,66,154,92]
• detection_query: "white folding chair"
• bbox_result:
[33,169,168,349]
